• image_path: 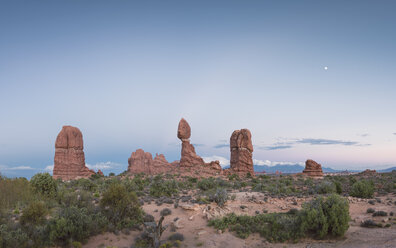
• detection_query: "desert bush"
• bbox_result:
[168,232,184,241]
[361,219,382,228]
[366,208,375,213]
[20,201,47,226]
[0,177,33,211]
[30,173,57,198]
[315,181,336,194]
[334,181,343,194]
[372,211,387,217]
[149,175,178,197]
[197,177,217,191]
[350,180,374,198]
[213,188,228,207]
[49,206,106,246]
[100,183,143,228]
[0,224,29,248]
[300,194,350,238]
[160,208,172,217]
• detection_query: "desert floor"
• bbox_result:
[84,192,396,248]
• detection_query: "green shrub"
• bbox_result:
[213,188,228,207]
[316,181,336,194]
[350,180,374,198]
[334,181,343,194]
[49,206,106,246]
[0,224,29,248]
[100,183,143,228]
[372,211,387,217]
[366,208,375,213]
[149,175,178,197]
[361,219,381,228]
[160,208,172,217]
[0,177,33,211]
[30,173,57,198]
[20,201,47,226]
[197,177,217,191]
[300,194,350,238]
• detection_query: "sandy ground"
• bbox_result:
[84,193,396,248]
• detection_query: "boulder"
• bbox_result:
[53,126,95,180]
[178,118,205,167]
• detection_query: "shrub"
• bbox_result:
[213,188,228,207]
[30,173,57,198]
[372,211,387,217]
[49,206,106,246]
[366,208,375,214]
[300,194,350,239]
[361,219,382,228]
[160,208,172,217]
[168,233,184,241]
[334,181,343,194]
[100,183,143,228]
[316,181,336,194]
[350,180,374,198]
[0,224,29,248]
[197,177,217,191]
[20,201,47,226]
[149,175,178,197]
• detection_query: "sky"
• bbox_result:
[1,0,396,178]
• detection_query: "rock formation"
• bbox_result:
[53,126,95,180]
[359,169,377,176]
[178,118,206,167]
[128,149,174,174]
[302,159,324,177]
[229,129,254,174]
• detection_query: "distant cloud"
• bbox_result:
[213,144,228,149]
[0,164,35,171]
[192,143,205,147]
[86,161,123,171]
[259,145,293,150]
[360,133,369,137]
[393,133,396,136]
[44,165,54,172]
[296,138,360,146]
[253,159,304,167]
[202,156,230,168]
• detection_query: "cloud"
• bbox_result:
[202,156,230,168]
[213,144,228,149]
[393,133,396,136]
[360,133,369,137]
[259,145,293,150]
[86,161,123,170]
[192,143,205,147]
[253,159,304,167]
[44,165,54,172]
[0,164,35,170]
[296,138,361,146]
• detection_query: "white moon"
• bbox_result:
[324,66,328,70]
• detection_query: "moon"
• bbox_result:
[324,66,328,70]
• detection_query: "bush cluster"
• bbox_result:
[209,194,350,242]
[350,180,374,198]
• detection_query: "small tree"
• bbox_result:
[20,201,47,226]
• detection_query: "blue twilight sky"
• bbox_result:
[1,0,396,178]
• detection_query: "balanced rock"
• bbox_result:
[229,129,254,174]
[178,118,205,167]
[53,126,95,180]
[302,159,324,177]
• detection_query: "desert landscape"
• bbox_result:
[1,119,395,248]
[1,1,396,248]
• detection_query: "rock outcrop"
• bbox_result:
[302,159,324,177]
[359,169,377,176]
[178,118,205,167]
[53,126,95,180]
[128,149,175,174]
[229,129,254,174]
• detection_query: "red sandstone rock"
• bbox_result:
[302,159,324,177]
[53,126,95,180]
[359,169,377,176]
[97,170,104,176]
[177,118,191,140]
[229,129,254,174]
[128,149,175,174]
